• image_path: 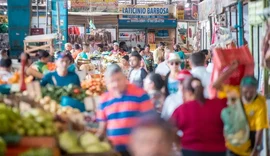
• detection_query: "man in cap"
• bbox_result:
[226,76,269,156]
[96,64,154,156]
[41,52,80,87]
[161,70,192,120]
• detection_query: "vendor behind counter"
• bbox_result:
[41,52,80,87]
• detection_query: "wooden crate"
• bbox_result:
[6,136,60,156]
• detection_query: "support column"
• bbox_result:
[237,0,244,46]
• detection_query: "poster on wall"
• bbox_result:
[176,1,198,21]
[119,29,146,50]
[177,22,187,44]
[70,0,118,12]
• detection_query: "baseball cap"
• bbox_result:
[56,52,73,61]
[177,70,192,82]
[114,42,119,46]
[240,76,258,88]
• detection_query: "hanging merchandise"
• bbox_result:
[68,29,113,45]
[0,23,8,33]
[261,25,270,69]
[211,24,236,49]
[89,20,96,30]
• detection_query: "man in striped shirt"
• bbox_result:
[96,64,154,156]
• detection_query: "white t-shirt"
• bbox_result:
[155,61,170,77]
[161,91,183,120]
[0,71,13,82]
[207,63,214,73]
[191,66,211,98]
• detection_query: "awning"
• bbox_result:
[118,19,177,29]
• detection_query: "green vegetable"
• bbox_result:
[59,131,79,151]
[79,132,100,149]
[0,137,6,155]
[19,148,53,156]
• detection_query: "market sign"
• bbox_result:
[70,0,118,12]
[119,5,170,19]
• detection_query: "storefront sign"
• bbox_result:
[70,0,118,12]
[119,5,169,19]
[119,19,174,24]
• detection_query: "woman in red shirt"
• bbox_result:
[171,77,227,156]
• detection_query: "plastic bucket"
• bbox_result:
[61,96,86,112]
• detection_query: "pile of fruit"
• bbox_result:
[81,74,106,96]
[0,72,33,85]
[19,148,53,156]
[41,84,87,103]
[0,104,56,137]
[59,131,111,154]
[39,96,84,125]
[0,104,21,135]
[15,109,57,137]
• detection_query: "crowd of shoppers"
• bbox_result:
[94,41,269,156]
[1,39,267,156]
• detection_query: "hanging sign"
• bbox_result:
[119,5,170,19]
[70,0,118,12]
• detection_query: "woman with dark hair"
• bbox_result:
[174,44,186,69]
[120,55,130,77]
[171,77,227,156]
[26,51,51,79]
[33,50,51,74]
[140,45,153,72]
[144,73,165,113]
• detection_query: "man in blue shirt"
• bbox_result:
[41,52,80,87]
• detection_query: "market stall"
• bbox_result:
[68,0,118,48]
[68,14,118,47]
[0,54,120,156]
[118,4,177,51]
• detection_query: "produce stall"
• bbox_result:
[0,56,120,156]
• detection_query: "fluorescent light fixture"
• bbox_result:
[185,3,190,8]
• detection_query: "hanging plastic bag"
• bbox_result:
[221,98,250,146]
